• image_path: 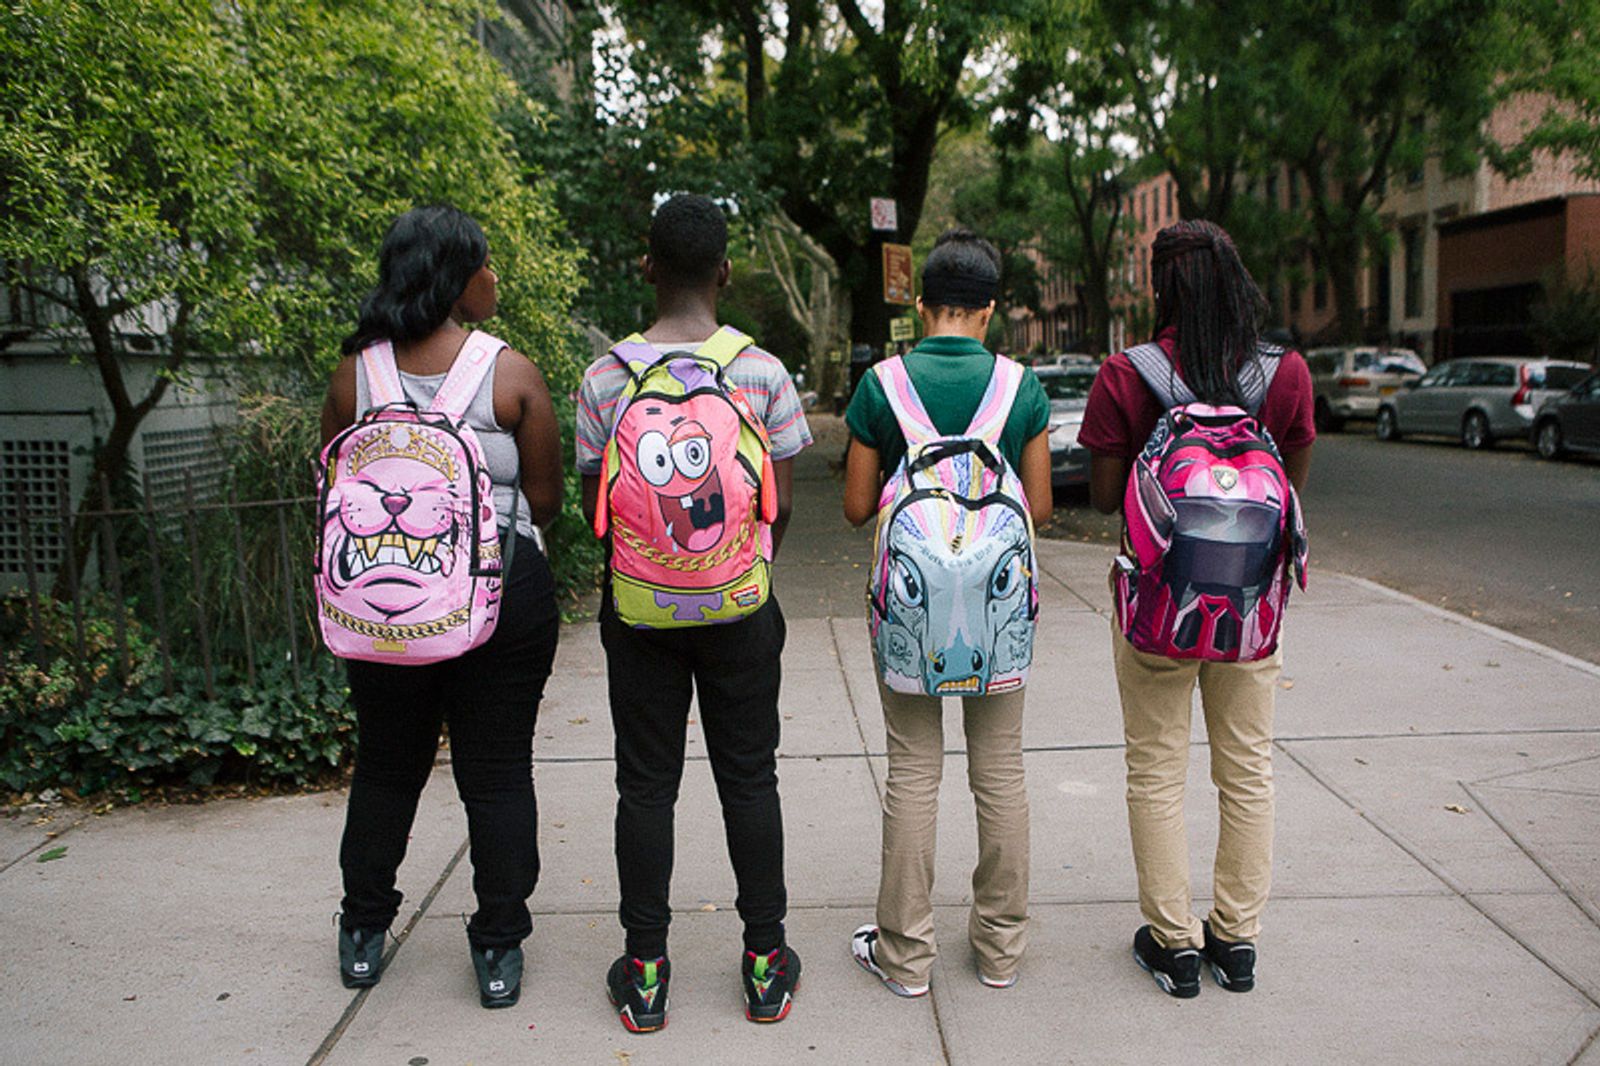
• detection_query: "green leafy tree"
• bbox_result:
[596,0,1035,349]
[0,0,581,592]
[1250,0,1508,343]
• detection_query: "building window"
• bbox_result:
[1138,192,1145,228]
[1403,226,1424,319]
[141,427,228,512]
[1289,173,1300,210]
[1289,283,1302,314]
[1167,182,1174,220]
[0,438,70,576]
[1265,174,1278,207]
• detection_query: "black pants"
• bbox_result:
[599,593,789,959]
[339,536,559,949]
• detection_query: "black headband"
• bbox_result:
[920,268,998,309]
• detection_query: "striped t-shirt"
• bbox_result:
[574,338,813,475]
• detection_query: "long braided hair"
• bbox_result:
[1148,219,1267,407]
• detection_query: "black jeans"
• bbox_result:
[599,592,789,958]
[339,536,559,949]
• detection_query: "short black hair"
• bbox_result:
[920,227,1001,310]
[648,194,728,287]
[342,205,488,355]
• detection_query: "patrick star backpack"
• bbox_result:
[868,355,1038,697]
[593,327,777,628]
[1113,342,1308,662]
[315,331,512,663]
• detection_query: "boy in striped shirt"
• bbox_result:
[576,194,811,1032]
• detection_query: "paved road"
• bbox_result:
[1048,429,1600,664]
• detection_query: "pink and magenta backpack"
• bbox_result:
[315,331,510,663]
[593,327,777,628]
[1114,342,1308,661]
[867,355,1038,697]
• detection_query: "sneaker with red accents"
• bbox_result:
[607,954,670,1033]
[850,924,929,997]
[742,944,801,1023]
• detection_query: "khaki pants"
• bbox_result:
[873,682,1029,985]
[1111,622,1280,949]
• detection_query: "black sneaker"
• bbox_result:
[471,944,523,1009]
[1202,920,1256,992]
[337,920,387,989]
[1132,925,1201,999]
[607,954,670,1033]
[741,944,801,1023]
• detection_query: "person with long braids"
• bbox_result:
[320,205,563,1008]
[1079,219,1315,998]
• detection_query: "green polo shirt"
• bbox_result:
[845,335,1050,474]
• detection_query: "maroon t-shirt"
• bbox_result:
[1079,329,1317,459]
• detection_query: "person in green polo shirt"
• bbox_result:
[841,227,1052,997]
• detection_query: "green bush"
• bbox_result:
[1,592,353,798]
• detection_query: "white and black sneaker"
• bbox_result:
[1202,920,1256,992]
[1132,925,1201,999]
[850,924,929,998]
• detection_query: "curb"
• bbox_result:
[1327,571,1600,680]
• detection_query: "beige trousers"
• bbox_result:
[1111,622,1281,949]
[873,682,1030,985]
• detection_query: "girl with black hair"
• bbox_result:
[320,205,564,1009]
[1079,219,1315,999]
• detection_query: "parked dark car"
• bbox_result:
[1532,371,1600,460]
[1376,356,1591,449]
[1032,365,1097,488]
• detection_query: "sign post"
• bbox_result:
[870,197,899,233]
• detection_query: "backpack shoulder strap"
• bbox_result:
[610,332,662,379]
[429,330,503,419]
[360,340,406,409]
[1237,343,1285,414]
[1125,342,1196,409]
[874,356,940,448]
[964,355,1027,448]
[695,325,754,369]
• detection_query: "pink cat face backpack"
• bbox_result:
[1113,342,1308,661]
[314,331,511,664]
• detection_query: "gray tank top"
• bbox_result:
[355,350,538,543]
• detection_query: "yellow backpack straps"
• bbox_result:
[695,325,753,369]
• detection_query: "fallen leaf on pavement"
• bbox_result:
[1279,679,1295,690]
[1354,758,1368,765]
[700,903,717,912]
[1444,804,1470,815]
[567,717,588,726]
[36,846,67,863]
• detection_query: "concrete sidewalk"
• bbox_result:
[4,414,1600,1065]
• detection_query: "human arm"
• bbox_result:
[1090,454,1129,515]
[493,350,564,528]
[770,458,794,556]
[1283,446,1312,492]
[319,355,358,448]
[581,473,600,529]
[842,437,883,527]
[1019,430,1053,525]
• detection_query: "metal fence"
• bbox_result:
[6,472,323,698]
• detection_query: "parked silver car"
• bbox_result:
[1532,371,1600,460]
[1033,365,1097,487]
[1376,356,1592,449]
[1305,346,1426,431]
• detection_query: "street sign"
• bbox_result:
[889,316,915,342]
[882,243,914,305]
[870,197,898,233]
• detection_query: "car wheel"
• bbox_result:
[1461,410,1493,450]
[1376,406,1401,441]
[1535,419,1564,460]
